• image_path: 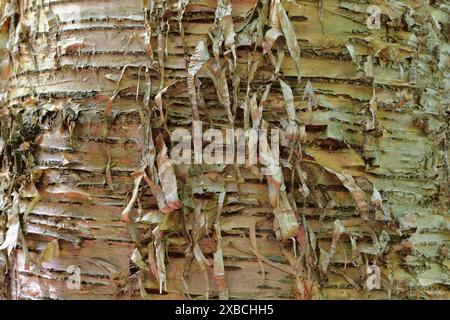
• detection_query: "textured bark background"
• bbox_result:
[0,0,449,300]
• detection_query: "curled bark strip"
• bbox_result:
[323,166,369,219]
[193,243,211,300]
[121,173,143,222]
[188,39,210,121]
[250,223,266,282]
[276,0,301,81]
[153,227,167,294]
[230,242,296,276]
[155,135,182,211]
[213,243,228,300]
[205,62,234,124]
[279,79,299,140]
[0,192,20,255]
[142,171,171,214]
[155,86,169,125]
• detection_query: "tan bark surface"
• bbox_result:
[0,0,448,299]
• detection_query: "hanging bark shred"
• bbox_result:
[155,135,182,211]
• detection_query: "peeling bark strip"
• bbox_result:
[0,0,449,300]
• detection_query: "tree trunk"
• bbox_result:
[0,0,448,300]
